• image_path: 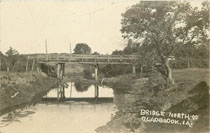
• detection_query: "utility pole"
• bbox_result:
[0,40,1,71]
[69,42,72,54]
[69,42,72,61]
[0,1,2,71]
[45,39,48,61]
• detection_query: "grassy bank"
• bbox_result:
[96,68,209,133]
[0,72,57,115]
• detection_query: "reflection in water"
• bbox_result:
[0,107,36,128]
[45,82,113,99]
[74,82,91,92]
[0,82,116,133]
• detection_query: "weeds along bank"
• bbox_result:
[0,72,57,115]
[97,68,209,133]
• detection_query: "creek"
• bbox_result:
[0,82,116,133]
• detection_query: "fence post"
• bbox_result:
[132,64,136,74]
[26,60,29,72]
[140,66,143,77]
[31,59,35,71]
[7,67,9,72]
[37,67,40,74]
[187,58,190,69]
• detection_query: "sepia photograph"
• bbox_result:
[0,0,209,133]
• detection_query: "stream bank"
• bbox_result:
[0,72,57,115]
[0,68,209,133]
[96,68,209,133]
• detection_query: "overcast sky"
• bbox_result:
[0,0,204,54]
[0,0,141,54]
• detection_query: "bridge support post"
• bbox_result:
[57,64,61,78]
[95,84,99,98]
[95,65,98,81]
[132,64,136,74]
[61,87,65,99]
[57,63,65,77]
[56,63,66,100]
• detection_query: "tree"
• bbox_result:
[112,50,123,55]
[0,51,7,71]
[5,47,19,56]
[5,47,19,71]
[73,43,91,54]
[92,52,100,55]
[121,1,209,88]
[112,40,140,55]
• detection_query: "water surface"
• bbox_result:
[0,82,116,133]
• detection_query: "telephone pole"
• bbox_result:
[45,39,48,61]
[69,42,72,54]
[69,42,72,61]
[0,1,2,71]
[0,40,1,71]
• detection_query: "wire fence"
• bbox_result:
[170,57,209,69]
[0,58,39,72]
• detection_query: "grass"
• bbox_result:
[173,68,209,87]
[0,72,57,115]
[97,68,209,133]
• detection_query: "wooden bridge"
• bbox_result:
[27,53,140,76]
[27,54,140,93]
[27,53,140,65]
[26,54,141,100]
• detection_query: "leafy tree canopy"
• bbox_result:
[5,47,19,56]
[92,52,100,55]
[74,43,91,54]
[121,1,209,87]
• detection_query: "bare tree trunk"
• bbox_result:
[154,41,174,88]
[164,58,174,85]
[156,56,175,89]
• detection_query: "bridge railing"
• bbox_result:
[27,54,140,63]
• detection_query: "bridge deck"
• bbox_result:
[27,54,140,64]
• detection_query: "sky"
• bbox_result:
[0,0,205,54]
[0,0,140,54]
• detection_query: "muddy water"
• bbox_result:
[0,82,116,133]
